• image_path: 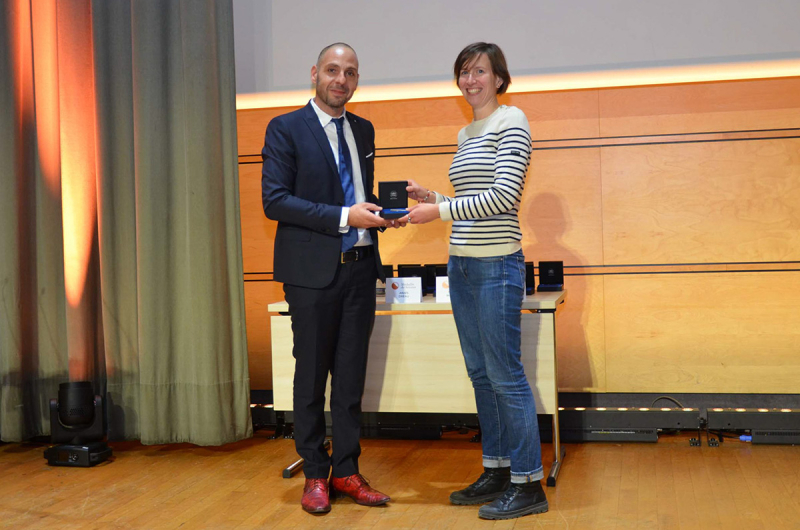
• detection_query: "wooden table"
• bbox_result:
[269,290,567,485]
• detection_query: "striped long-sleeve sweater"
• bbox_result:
[435,105,532,257]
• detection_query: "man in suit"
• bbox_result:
[261,43,393,514]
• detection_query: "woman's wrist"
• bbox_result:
[420,190,433,203]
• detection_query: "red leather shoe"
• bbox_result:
[330,474,391,506]
[301,478,331,514]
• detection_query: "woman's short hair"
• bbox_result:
[453,42,511,95]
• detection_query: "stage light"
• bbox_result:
[706,407,800,445]
[558,406,701,443]
[43,382,112,467]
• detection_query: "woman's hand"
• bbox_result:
[406,179,430,203]
[407,203,440,224]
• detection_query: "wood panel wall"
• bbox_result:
[237,76,800,394]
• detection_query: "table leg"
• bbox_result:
[547,410,566,486]
[545,306,565,487]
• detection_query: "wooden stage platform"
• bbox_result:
[2,430,799,529]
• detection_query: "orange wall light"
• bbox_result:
[31,0,61,197]
[56,0,97,308]
[236,58,800,110]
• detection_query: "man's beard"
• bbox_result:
[318,84,349,109]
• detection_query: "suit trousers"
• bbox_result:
[283,253,378,479]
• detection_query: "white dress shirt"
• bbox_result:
[309,98,372,247]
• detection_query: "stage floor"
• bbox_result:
[2,430,799,529]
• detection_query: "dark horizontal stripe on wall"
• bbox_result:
[538,133,800,152]
[237,127,800,162]
[569,260,800,268]
[531,126,800,144]
[567,268,800,276]
[562,261,800,276]
[243,261,800,281]
[243,272,274,283]
[376,143,458,151]
[375,151,456,158]
[239,145,458,161]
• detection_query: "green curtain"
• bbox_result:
[0,0,70,443]
[0,0,251,445]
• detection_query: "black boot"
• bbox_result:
[449,467,510,505]
[478,480,548,520]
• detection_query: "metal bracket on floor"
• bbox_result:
[546,445,566,487]
[707,429,720,447]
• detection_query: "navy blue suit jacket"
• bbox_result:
[261,102,384,288]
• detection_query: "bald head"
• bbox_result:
[317,42,357,67]
[311,43,360,117]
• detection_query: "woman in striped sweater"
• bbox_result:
[406,42,547,521]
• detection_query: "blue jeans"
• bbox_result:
[448,251,544,483]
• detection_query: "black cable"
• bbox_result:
[710,429,750,440]
[651,396,685,408]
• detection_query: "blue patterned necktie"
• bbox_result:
[334,117,358,251]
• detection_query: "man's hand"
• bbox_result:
[347,202,388,228]
[386,216,408,229]
[407,203,440,224]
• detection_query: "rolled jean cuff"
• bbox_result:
[510,467,545,483]
[483,456,511,468]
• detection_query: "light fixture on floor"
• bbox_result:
[706,407,800,445]
[44,382,112,467]
[558,406,701,442]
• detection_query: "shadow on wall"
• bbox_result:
[523,192,596,391]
